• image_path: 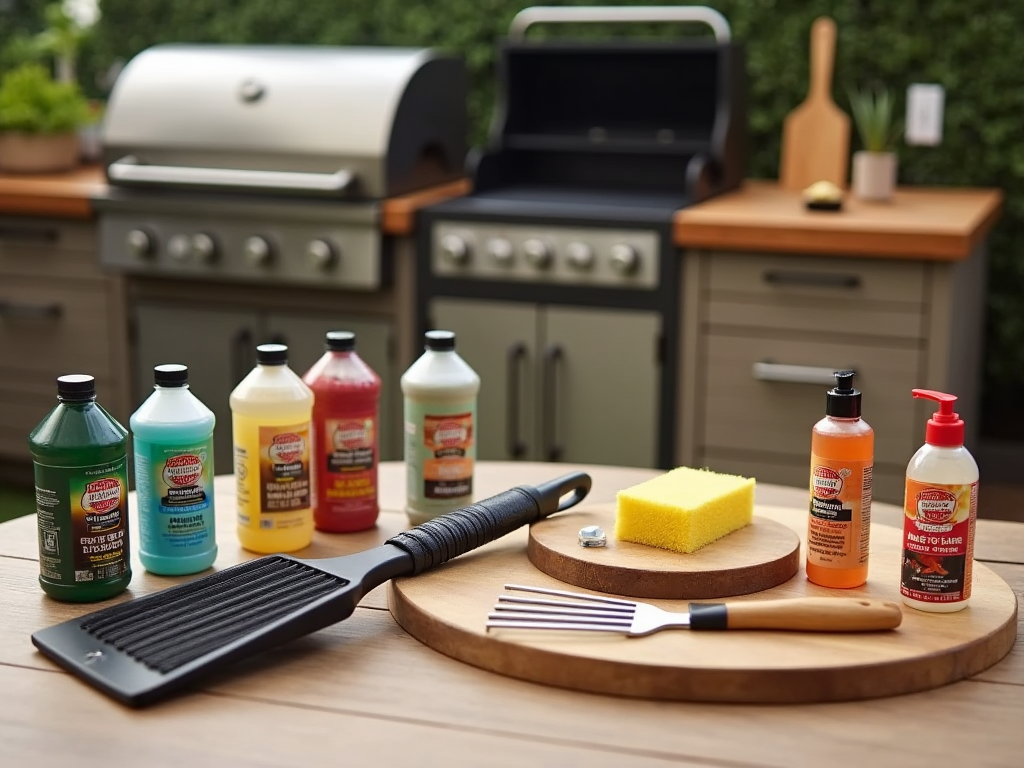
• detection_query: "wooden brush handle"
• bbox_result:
[713,597,903,632]
[809,17,837,100]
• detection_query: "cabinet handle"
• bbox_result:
[232,328,254,385]
[0,225,59,243]
[752,362,852,386]
[762,270,861,289]
[543,344,564,462]
[507,342,528,459]
[0,300,62,319]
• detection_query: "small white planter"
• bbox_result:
[0,131,81,173]
[852,150,897,202]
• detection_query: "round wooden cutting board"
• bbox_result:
[527,503,800,599]
[388,505,1018,704]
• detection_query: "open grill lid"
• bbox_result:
[471,6,747,202]
[102,45,467,200]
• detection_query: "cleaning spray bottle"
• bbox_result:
[806,370,874,588]
[900,389,978,613]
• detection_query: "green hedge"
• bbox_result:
[65,1,1024,433]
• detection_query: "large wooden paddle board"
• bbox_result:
[388,505,1018,704]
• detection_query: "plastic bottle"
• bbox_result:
[302,331,382,533]
[401,330,480,524]
[231,344,315,553]
[900,389,978,613]
[28,374,132,602]
[806,370,874,589]
[130,364,217,575]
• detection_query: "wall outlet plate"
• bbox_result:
[905,84,945,146]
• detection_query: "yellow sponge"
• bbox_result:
[615,467,755,554]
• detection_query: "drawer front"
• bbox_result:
[706,252,927,305]
[700,334,923,466]
[697,450,908,506]
[0,219,100,282]
[0,277,116,377]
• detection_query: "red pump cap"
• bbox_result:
[913,389,964,447]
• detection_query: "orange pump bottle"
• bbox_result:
[806,371,874,588]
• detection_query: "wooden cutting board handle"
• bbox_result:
[778,16,851,190]
[809,17,837,102]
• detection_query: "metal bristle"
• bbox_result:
[486,583,639,633]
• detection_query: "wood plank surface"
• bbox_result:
[674,181,1003,260]
[528,504,801,598]
[0,165,104,219]
[2,462,1024,768]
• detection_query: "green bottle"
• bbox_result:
[28,374,132,602]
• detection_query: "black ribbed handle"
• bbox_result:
[386,472,591,575]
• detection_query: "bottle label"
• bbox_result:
[322,416,376,501]
[807,457,873,569]
[404,399,475,518]
[259,423,311,513]
[34,456,130,585]
[901,480,977,603]
[135,438,215,556]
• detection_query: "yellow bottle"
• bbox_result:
[231,344,315,553]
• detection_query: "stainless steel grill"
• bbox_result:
[97,44,467,290]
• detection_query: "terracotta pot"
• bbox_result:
[0,131,81,173]
[852,150,897,202]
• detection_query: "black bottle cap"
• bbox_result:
[257,344,288,365]
[57,374,96,402]
[425,330,456,351]
[325,331,356,352]
[154,364,189,387]
[826,370,862,418]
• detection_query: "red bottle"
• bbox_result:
[302,331,381,532]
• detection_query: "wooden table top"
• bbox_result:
[0,165,469,235]
[674,180,1004,260]
[2,461,1022,767]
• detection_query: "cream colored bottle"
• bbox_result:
[231,344,315,553]
[401,330,480,525]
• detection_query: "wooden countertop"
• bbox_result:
[2,461,1022,767]
[0,165,469,235]
[674,180,1005,260]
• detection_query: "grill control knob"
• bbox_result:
[167,234,191,262]
[244,236,273,266]
[192,233,217,263]
[126,229,153,258]
[523,239,553,269]
[487,238,514,266]
[307,239,338,270]
[566,241,595,270]
[440,234,470,265]
[610,244,641,275]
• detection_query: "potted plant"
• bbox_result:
[848,86,903,201]
[0,62,91,173]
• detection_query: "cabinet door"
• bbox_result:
[133,303,257,476]
[543,306,660,468]
[431,298,539,461]
[262,313,396,459]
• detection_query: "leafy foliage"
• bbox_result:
[0,61,91,133]
[848,86,902,153]
[36,1,1024,407]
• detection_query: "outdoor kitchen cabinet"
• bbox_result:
[432,297,660,467]
[674,183,1003,505]
[0,216,130,462]
[132,303,397,474]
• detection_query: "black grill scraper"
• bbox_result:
[32,472,591,707]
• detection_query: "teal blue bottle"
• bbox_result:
[130,364,217,575]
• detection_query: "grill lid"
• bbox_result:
[102,45,467,200]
